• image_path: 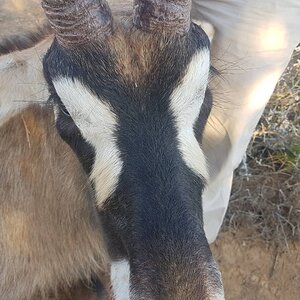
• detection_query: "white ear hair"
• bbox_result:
[193,19,215,43]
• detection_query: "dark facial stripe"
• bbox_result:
[55,106,96,175]
[43,84,96,177]
[194,88,213,143]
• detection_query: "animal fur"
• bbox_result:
[0,27,110,299]
[0,1,216,298]
[0,105,110,299]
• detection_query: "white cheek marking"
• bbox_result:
[111,259,130,300]
[170,49,210,181]
[53,78,123,206]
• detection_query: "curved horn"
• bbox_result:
[42,0,113,48]
[133,0,192,34]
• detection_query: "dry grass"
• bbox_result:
[224,46,300,248]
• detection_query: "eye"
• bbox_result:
[59,104,71,117]
[49,91,71,118]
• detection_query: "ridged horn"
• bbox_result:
[42,0,113,48]
[133,0,192,34]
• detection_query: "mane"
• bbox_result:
[0,24,53,56]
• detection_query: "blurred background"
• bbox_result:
[1,0,299,299]
[213,45,300,300]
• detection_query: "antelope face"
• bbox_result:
[42,0,224,299]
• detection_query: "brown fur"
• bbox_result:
[99,18,193,86]
[0,105,109,300]
[0,19,112,300]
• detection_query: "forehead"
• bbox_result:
[45,19,210,91]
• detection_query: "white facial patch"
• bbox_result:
[53,78,123,206]
[170,49,210,181]
[111,259,130,300]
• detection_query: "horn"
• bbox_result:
[133,0,192,34]
[42,0,113,48]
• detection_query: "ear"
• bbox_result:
[193,19,215,43]
[0,35,52,126]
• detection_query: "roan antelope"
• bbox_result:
[0,0,224,299]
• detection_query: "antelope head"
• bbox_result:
[42,0,224,299]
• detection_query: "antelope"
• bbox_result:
[0,0,224,299]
